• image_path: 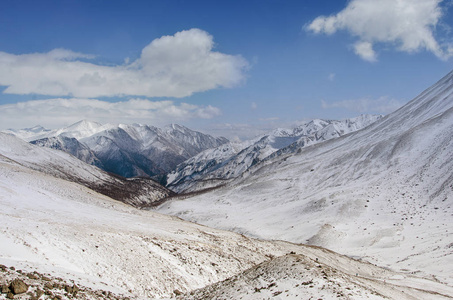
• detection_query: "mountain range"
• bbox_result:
[167,114,382,193]
[3,115,381,193]
[3,121,228,183]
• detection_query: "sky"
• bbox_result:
[0,0,452,140]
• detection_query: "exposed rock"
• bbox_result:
[9,279,28,294]
[174,289,183,296]
[35,289,44,299]
[1,284,10,293]
[44,282,54,289]
[26,273,39,280]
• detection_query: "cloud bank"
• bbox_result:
[0,98,221,129]
[0,29,249,98]
[307,0,453,61]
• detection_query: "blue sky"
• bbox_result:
[1,0,452,139]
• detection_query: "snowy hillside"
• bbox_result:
[31,135,104,169]
[157,70,453,285]
[167,115,381,193]
[2,121,228,179]
[1,136,452,299]
[0,133,172,206]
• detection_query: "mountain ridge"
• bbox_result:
[0,133,173,207]
[3,122,229,181]
[167,114,382,193]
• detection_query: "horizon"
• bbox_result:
[1,0,452,140]
[3,113,384,141]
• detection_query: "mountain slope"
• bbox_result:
[0,133,172,206]
[167,115,381,193]
[30,135,104,168]
[0,138,451,299]
[185,252,453,300]
[2,121,228,180]
[157,70,453,285]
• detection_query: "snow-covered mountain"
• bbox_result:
[157,70,453,285]
[30,136,104,169]
[1,130,451,299]
[167,114,382,193]
[3,121,228,180]
[2,120,113,142]
[0,133,172,207]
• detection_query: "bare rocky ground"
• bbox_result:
[0,265,129,300]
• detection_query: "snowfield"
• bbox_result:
[157,71,453,288]
[1,134,452,298]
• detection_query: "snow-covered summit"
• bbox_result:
[55,120,110,140]
[167,114,382,192]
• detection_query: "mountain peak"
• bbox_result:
[64,120,103,131]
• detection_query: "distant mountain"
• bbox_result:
[157,70,453,284]
[3,121,228,181]
[167,114,382,192]
[30,136,104,169]
[0,133,173,207]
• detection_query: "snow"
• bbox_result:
[1,126,452,299]
[186,252,453,300]
[0,156,288,298]
[167,114,382,193]
[0,133,172,207]
[157,71,453,287]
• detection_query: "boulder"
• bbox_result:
[9,279,28,294]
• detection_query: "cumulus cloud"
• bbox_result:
[321,96,406,114]
[353,41,377,62]
[307,0,452,61]
[0,98,221,129]
[0,29,249,98]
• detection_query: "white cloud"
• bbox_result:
[251,102,258,110]
[307,0,452,61]
[353,41,377,62]
[0,29,249,98]
[0,98,221,129]
[321,96,406,114]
